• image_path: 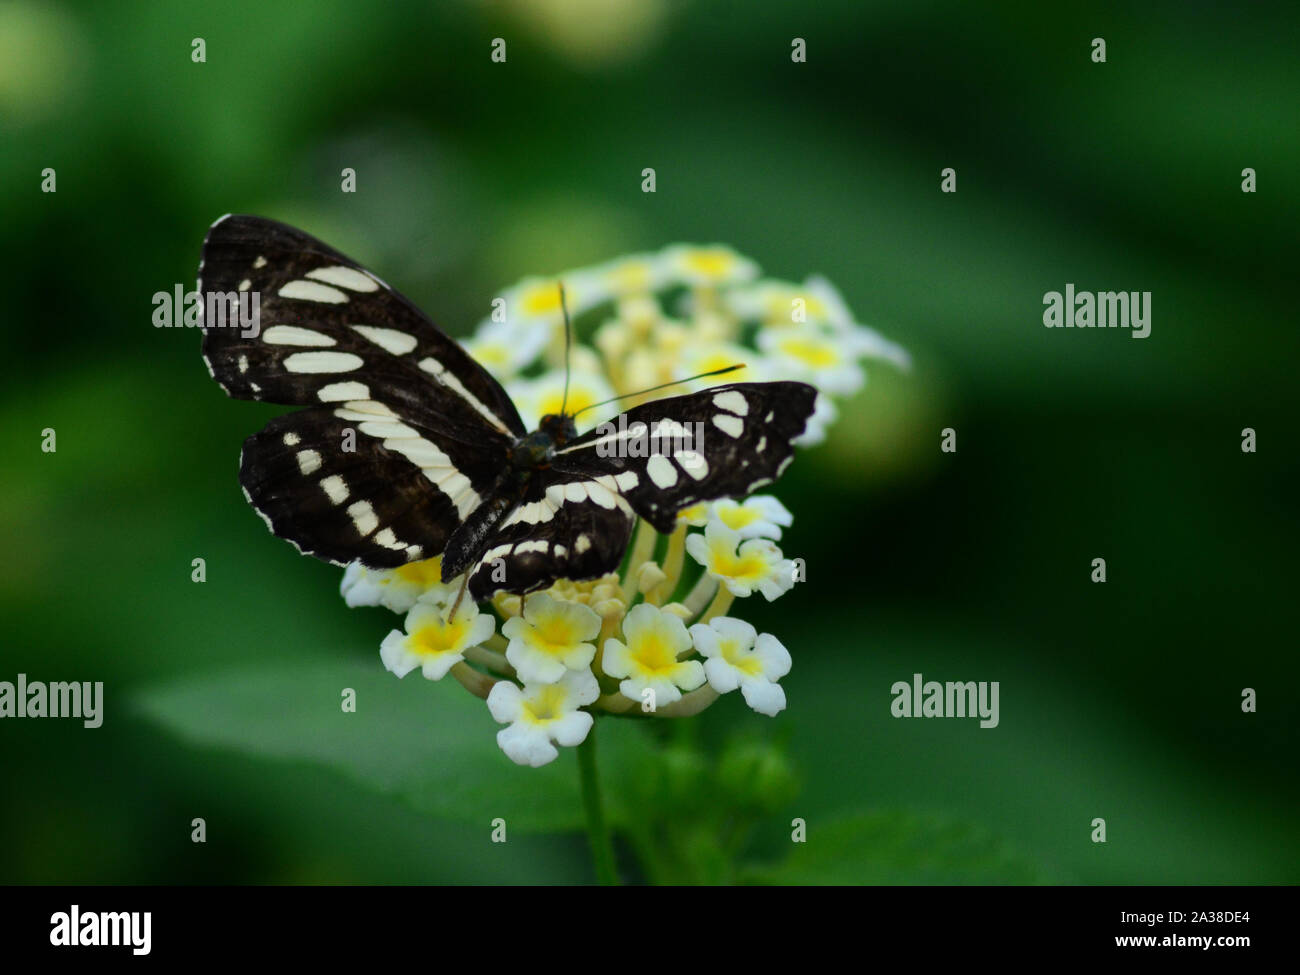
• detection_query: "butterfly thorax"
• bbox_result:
[443,414,580,583]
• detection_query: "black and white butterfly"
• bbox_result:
[199,215,817,602]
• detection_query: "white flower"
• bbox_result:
[792,391,838,447]
[676,502,712,527]
[594,252,671,298]
[729,276,851,331]
[498,269,606,326]
[487,670,599,767]
[341,557,456,613]
[686,521,795,601]
[708,495,793,541]
[758,325,865,396]
[602,603,705,706]
[661,244,758,288]
[379,601,495,681]
[462,316,550,380]
[689,617,791,716]
[501,593,602,684]
[845,323,911,370]
[507,367,617,430]
[673,339,756,390]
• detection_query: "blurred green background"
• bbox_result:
[1,0,1296,883]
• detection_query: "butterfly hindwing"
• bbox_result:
[464,470,638,599]
[551,381,817,533]
[239,409,463,568]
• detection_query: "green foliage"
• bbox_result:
[135,663,656,833]
[747,811,1055,885]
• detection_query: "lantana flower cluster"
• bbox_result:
[341,244,907,767]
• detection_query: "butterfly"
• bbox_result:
[198,215,817,605]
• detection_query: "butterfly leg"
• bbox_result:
[447,573,471,623]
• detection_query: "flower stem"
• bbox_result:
[577,722,621,885]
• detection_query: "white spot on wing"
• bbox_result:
[418,357,509,434]
[317,381,370,402]
[558,421,648,456]
[646,454,678,488]
[283,351,364,373]
[712,413,744,438]
[264,325,337,346]
[307,265,381,293]
[357,419,419,440]
[351,325,417,355]
[282,432,300,447]
[575,534,591,554]
[279,280,348,303]
[320,475,348,505]
[333,400,395,419]
[712,390,748,415]
[347,500,378,537]
[585,481,618,509]
[674,450,708,480]
[374,528,405,550]
[296,450,322,475]
[503,499,557,527]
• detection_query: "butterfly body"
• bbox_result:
[199,215,817,600]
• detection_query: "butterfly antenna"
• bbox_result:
[558,281,573,417]
[570,364,745,420]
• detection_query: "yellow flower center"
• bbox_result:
[717,507,759,531]
[539,386,598,417]
[720,638,763,676]
[394,557,444,587]
[527,616,584,656]
[521,283,565,316]
[522,684,568,724]
[779,337,839,368]
[682,250,734,278]
[712,545,769,583]
[410,617,469,658]
[766,293,827,323]
[630,631,680,674]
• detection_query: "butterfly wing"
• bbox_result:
[460,382,817,598]
[199,215,526,568]
[549,381,817,534]
[463,469,638,599]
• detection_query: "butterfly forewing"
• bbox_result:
[199,214,525,438]
[552,381,817,533]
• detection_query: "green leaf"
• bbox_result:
[134,661,655,833]
[745,809,1058,885]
